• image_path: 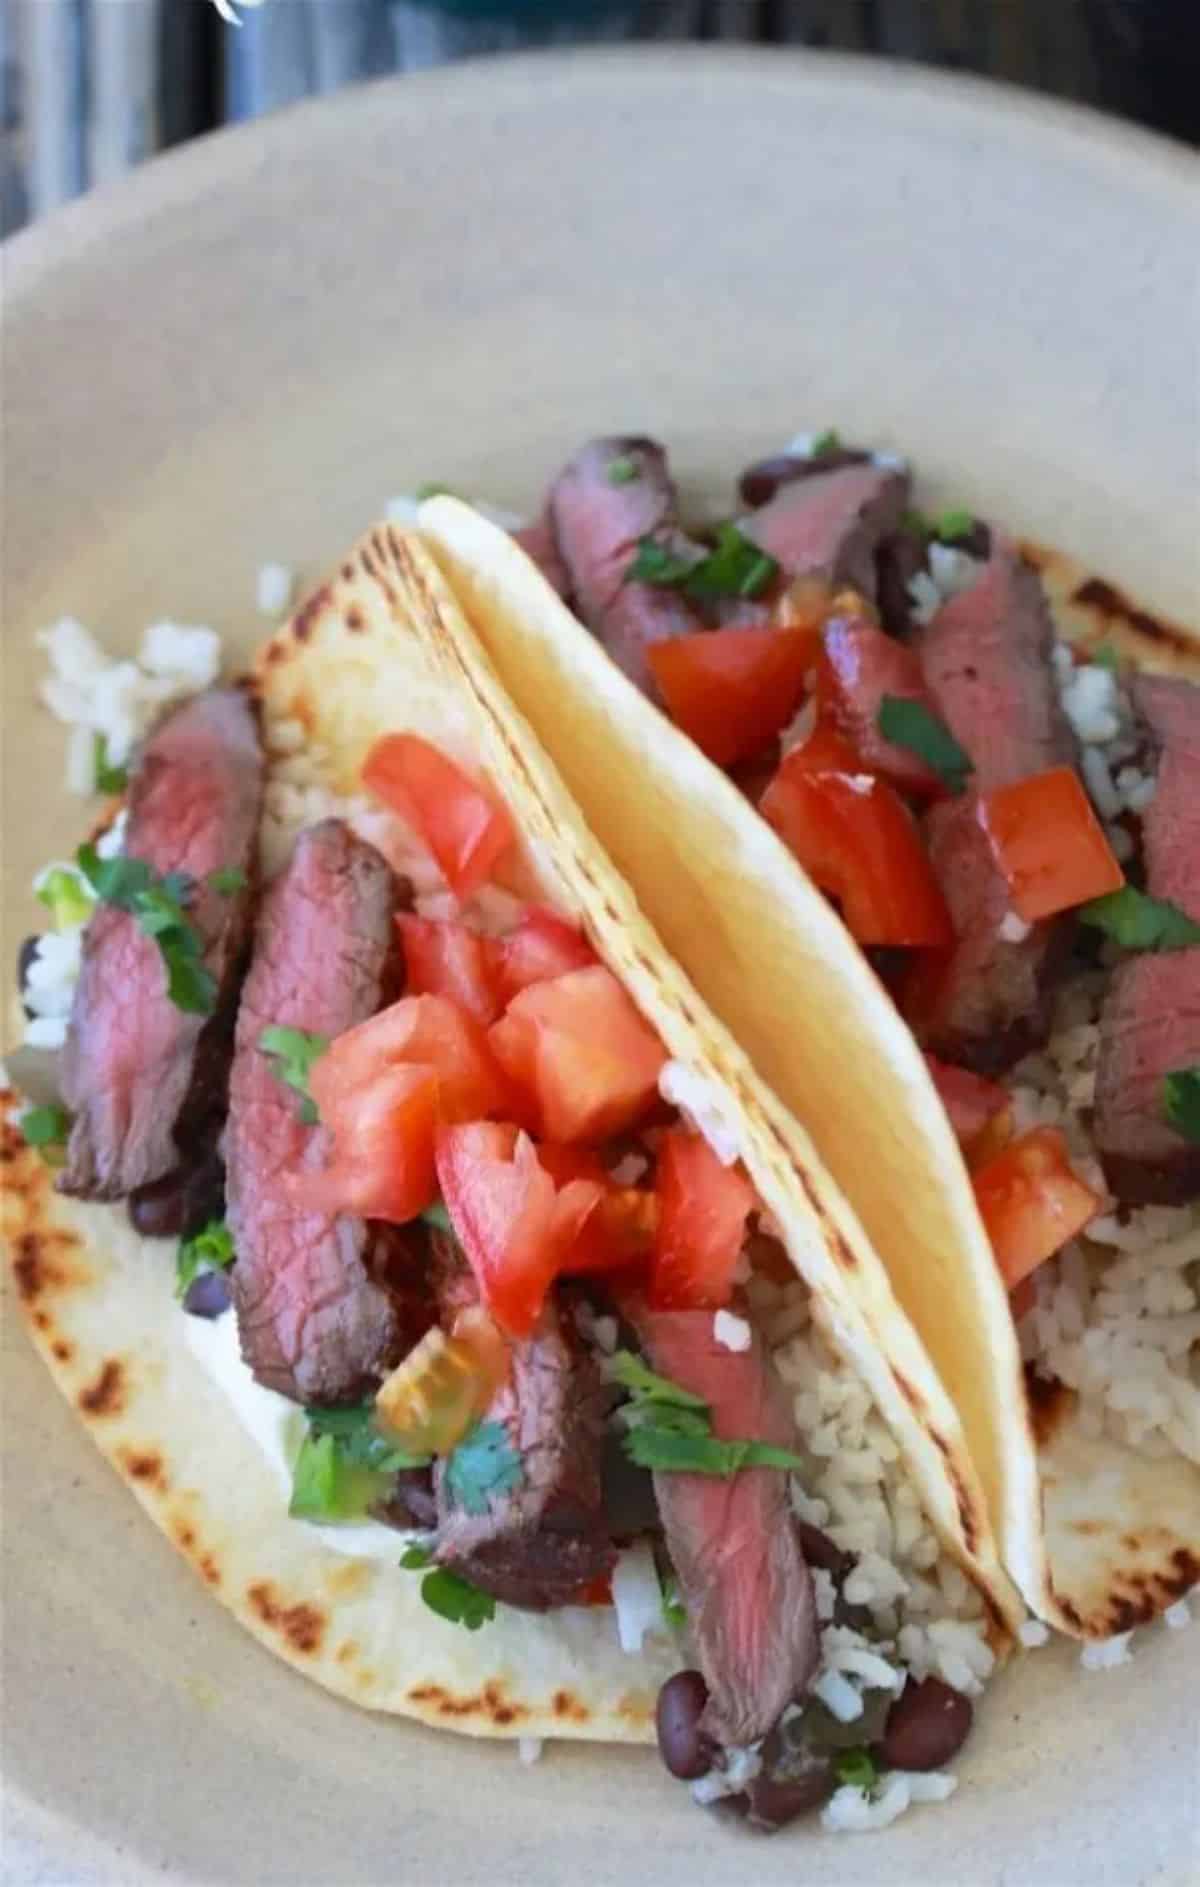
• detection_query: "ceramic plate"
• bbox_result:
[3,48,1197,1886]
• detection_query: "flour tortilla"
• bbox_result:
[417,496,1200,1639]
[2,521,1021,1741]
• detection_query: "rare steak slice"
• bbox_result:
[630,1304,818,1750]
[59,687,263,1200]
[511,514,572,600]
[548,436,703,697]
[913,536,1079,1072]
[433,1242,616,1610]
[226,819,402,1402]
[1095,674,1200,1204]
[740,460,910,602]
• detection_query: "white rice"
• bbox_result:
[713,1309,752,1353]
[1052,648,1155,841]
[38,616,221,783]
[657,1061,742,1167]
[907,544,983,626]
[255,563,294,618]
[822,1770,956,1833]
[611,1541,670,1654]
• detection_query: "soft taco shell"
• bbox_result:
[4,520,1022,1744]
[416,496,1200,1638]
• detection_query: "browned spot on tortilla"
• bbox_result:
[1071,1518,1106,1538]
[341,562,355,582]
[924,1427,980,1554]
[355,1670,376,1693]
[292,584,330,643]
[174,1521,197,1551]
[32,1309,50,1331]
[120,1448,167,1493]
[199,1554,221,1587]
[407,1680,529,1726]
[493,1706,516,1726]
[1024,1366,1075,1446]
[553,1689,588,1723]
[246,1581,326,1656]
[263,640,286,666]
[891,1367,921,1411]
[78,1358,125,1418]
[52,1339,73,1363]
[1070,577,1187,652]
[335,1640,357,1666]
[12,1231,65,1304]
[345,604,365,632]
[828,1230,857,1270]
[324,1560,371,1600]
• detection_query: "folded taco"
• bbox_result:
[415,436,1198,1643]
[4,526,1021,1835]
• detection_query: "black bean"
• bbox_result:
[655,1670,713,1780]
[128,1172,187,1240]
[17,935,42,1017]
[744,1759,836,1833]
[795,1520,854,1583]
[880,1676,973,1772]
[182,1269,232,1319]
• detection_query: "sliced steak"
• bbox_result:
[913,537,1079,1072]
[511,514,572,600]
[737,445,872,510]
[630,1304,818,1750]
[820,608,945,795]
[1096,674,1200,1204]
[548,436,703,696]
[740,461,910,602]
[226,819,402,1403]
[59,688,263,1200]
[432,1242,616,1610]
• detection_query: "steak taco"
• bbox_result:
[416,436,1198,1644]
[5,526,1021,1836]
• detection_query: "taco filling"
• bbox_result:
[480,432,1197,1592]
[8,569,1009,1836]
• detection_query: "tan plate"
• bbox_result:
[3,48,1198,1886]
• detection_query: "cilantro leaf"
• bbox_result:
[288,1406,429,1522]
[444,1420,523,1516]
[1080,887,1200,954]
[415,481,460,502]
[660,1574,687,1629]
[834,1748,879,1793]
[626,524,778,603]
[422,1201,453,1233]
[36,866,95,930]
[1091,643,1119,672]
[75,843,215,1015]
[1163,1068,1200,1145]
[877,696,974,795]
[609,1349,708,1412]
[208,867,247,896]
[306,1403,429,1474]
[92,733,129,795]
[19,1104,70,1149]
[933,508,975,543]
[607,455,641,486]
[417,1568,496,1631]
[623,1425,807,1477]
[626,539,701,588]
[175,1219,235,1298]
[399,1543,433,1569]
[900,508,931,540]
[259,1025,329,1124]
[810,428,841,457]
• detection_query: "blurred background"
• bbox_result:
[2,0,1197,236]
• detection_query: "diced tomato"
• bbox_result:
[398,914,504,1025]
[496,906,597,1003]
[925,1055,1012,1159]
[574,1572,614,1606]
[489,965,666,1145]
[973,1126,1102,1289]
[363,734,515,901]
[977,766,1125,922]
[1008,1275,1038,1321]
[648,1129,757,1310]
[312,994,510,1124]
[761,729,954,948]
[535,1143,657,1273]
[817,614,946,796]
[286,1065,438,1220]
[647,627,820,769]
[435,1122,602,1337]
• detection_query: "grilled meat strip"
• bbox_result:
[59,687,263,1200]
[740,459,910,602]
[226,819,402,1402]
[1096,673,1200,1204]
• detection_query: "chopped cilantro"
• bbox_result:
[36,866,95,930]
[92,734,129,795]
[1163,1068,1200,1145]
[289,1406,428,1522]
[415,481,460,502]
[75,843,216,1015]
[175,1219,235,1297]
[607,455,641,486]
[1080,887,1200,954]
[624,1426,807,1477]
[208,867,247,896]
[306,1403,427,1474]
[421,1201,453,1233]
[1091,643,1120,672]
[18,1104,70,1149]
[834,1748,879,1793]
[444,1420,523,1516]
[400,1545,495,1631]
[877,696,974,795]
[626,523,778,603]
[660,1573,687,1629]
[933,508,975,543]
[900,508,931,540]
[610,1350,708,1411]
[810,428,841,457]
[259,1025,329,1124]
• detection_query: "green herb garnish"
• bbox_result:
[810,428,841,457]
[18,1104,70,1149]
[1079,887,1200,954]
[900,507,931,540]
[612,1347,808,1478]
[626,523,778,603]
[400,1545,496,1631]
[444,1420,523,1516]
[660,1574,687,1629]
[208,867,247,896]
[607,456,641,486]
[610,1350,708,1411]
[1163,1068,1200,1145]
[288,1407,428,1523]
[1091,643,1119,672]
[415,481,460,502]
[834,1748,880,1793]
[36,866,95,930]
[422,1201,453,1233]
[92,734,129,795]
[306,1403,428,1474]
[175,1219,235,1297]
[877,696,974,795]
[259,1026,329,1124]
[75,843,216,1015]
[933,508,975,543]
